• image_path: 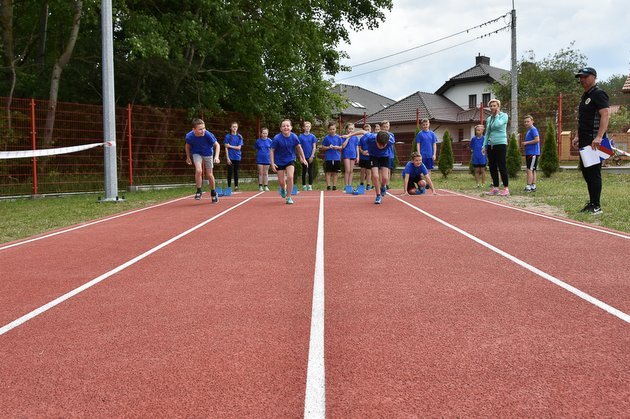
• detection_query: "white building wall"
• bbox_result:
[441,81,494,109]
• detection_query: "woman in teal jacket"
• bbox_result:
[482,99,510,196]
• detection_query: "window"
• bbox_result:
[482,93,491,107]
[350,101,366,109]
[468,94,477,109]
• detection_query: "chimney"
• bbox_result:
[476,54,490,65]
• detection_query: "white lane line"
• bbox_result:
[447,190,630,240]
[0,195,193,251]
[0,193,264,336]
[391,194,630,324]
[304,191,326,418]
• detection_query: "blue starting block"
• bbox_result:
[223,187,232,196]
[292,185,299,195]
[344,185,354,194]
[355,184,365,195]
[215,187,223,197]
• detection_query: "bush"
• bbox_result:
[506,133,522,178]
[540,121,560,177]
[438,130,454,177]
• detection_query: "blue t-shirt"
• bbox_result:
[322,134,343,161]
[185,130,218,156]
[470,135,487,165]
[416,130,438,158]
[524,126,541,156]
[358,135,371,161]
[402,161,429,178]
[255,138,272,165]
[342,135,359,159]
[387,132,395,158]
[271,132,300,166]
[299,133,318,159]
[363,132,394,158]
[224,133,244,161]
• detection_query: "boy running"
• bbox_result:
[185,118,220,202]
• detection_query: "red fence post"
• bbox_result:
[30,98,38,195]
[558,93,563,157]
[479,102,483,125]
[127,104,133,186]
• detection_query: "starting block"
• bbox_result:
[215,187,223,197]
[292,185,299,195]
[355,185,365,195]
[344,185,354,194]
[223,187,232,196]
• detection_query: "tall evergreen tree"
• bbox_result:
[438,130,454,178]
[540,121,560,177]
[506,133,522,178]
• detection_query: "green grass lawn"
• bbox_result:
[1,169,628,244]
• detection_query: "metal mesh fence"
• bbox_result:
[1,93,628,197]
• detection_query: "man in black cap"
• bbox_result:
[571,67,610,215]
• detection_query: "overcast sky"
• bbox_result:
[334,0,629,101]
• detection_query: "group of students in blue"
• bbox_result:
[184,117,438,205]
[467,111,541,194]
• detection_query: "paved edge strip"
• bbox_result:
[391,194,630,324]
[304,191,326,418]
[0,193,263,336]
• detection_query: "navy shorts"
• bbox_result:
[370,156,390,168]
[359,159,372,169]
[526,155,539,171]
[325,160,341,173]
[422,157,434,170]
[276,161,295,171]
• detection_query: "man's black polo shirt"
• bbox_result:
[577,85,609,148]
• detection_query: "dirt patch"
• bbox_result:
[502,195,568,218]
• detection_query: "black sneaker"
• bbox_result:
[212,195,218,203]
[332,186,337,190]
[195,191,202,200]
[589,205,602,215]
[327,186,331,191]
[579,203,593,213]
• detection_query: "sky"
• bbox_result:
[334,0,629,101]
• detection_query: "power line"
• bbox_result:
[348,12,511,69]
[336,25,510,82]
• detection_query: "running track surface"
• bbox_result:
[1,189,629,417]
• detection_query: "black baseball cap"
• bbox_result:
[575,67,597,78]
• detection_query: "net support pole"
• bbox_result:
[509,5,518,137]
[102,0,119,201]
[30,98,38,195]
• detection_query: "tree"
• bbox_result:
[489,44,587,131]
[0,0,393,123]
[540,121,559,177]
[44,0,83,145]
[506,133,521,178]
[437,130,453,178]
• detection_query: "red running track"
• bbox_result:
[1,189,628,417]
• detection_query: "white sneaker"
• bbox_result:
[264,186,269,191]
[259,186,263,192]
[303,185,307,191]
[308,185,313,191]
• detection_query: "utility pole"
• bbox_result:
[101,0,119,201]
[510,2,518,137]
